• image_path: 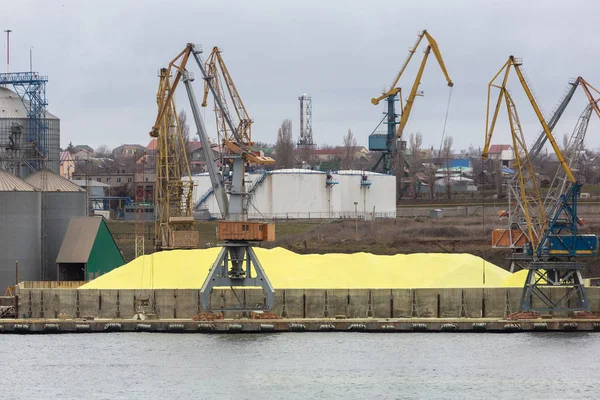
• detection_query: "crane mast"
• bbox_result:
[150,57,198,251]
[483,56,598,313]
[150,44,276,311]
[369,29,453,179]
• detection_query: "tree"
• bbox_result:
[94,144,112,158]
[442,136,454,199]
[178,109,191,154]
[342,129,357,169]
[66,142,75,154]
[408,132,423,198]
[275,119,294,169]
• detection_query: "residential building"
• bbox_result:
[113,144,146,157]
[72,172,134,188]
[60,151,75,179]
[71,149,94,161]
[487,144,514,167]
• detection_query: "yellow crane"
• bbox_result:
[150,43,276,311]
[149,50,198,251]
[483,56,597,313]
[369,29,453,174]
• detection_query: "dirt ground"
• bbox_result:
[107,215,600,277]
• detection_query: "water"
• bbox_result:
[1,332,599,399]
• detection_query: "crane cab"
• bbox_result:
[217,221,275,242]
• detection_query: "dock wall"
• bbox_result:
[14,287,600,319]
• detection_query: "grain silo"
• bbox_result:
[0,86,60,178]
[0,168,41,291]
[24,169,86,281]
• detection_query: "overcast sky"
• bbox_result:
[2,0,599,153]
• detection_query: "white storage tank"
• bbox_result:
[0,168,41,291]
[24,169,86,280]
[189,169,396,220]
[248,169,338,219]
[335,170,396,218]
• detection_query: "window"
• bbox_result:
[106,178,111,183]
[96,178,101,182]
[117,178,122,183]
[127,177,132,183]
[242,224,249,232]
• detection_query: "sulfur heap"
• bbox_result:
[79,248,523,290]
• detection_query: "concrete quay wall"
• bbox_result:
[14,287,600,320]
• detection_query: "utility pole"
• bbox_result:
[354,201,358,240]
[4,30,11,73]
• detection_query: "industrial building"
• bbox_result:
[23,169,87,281]
[192,169,396,219]
[0,168,41,291]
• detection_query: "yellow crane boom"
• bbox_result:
[483,56,574,183]
[201,47,274,166]
[371,29,453,106]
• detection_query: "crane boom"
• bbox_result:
[396,46,431,139]
[529,79,579,162]
[181,67,229,217]
[371,30,453,105]
[512,60,575,183]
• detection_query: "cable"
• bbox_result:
[438,86,454,156]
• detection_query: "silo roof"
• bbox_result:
[24,169,85,192]
[0,87,58,119]
[0,168,38,191]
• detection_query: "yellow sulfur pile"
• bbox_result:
[80,247,524,290]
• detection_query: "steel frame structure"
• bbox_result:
[0,71,49,172]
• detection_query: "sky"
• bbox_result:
[1,0,599,153]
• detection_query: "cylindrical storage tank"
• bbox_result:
[0,86,60,178]
[0,168,41,291]
[24,169,86,281]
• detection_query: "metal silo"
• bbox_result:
[0,168,41,291]
[0,86,60,178]
[24,169,86,281]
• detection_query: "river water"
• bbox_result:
[1,332,598,399]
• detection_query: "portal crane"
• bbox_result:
[151,43,276,311]
[150,59,198,251]
[483,56,598,312]
[369,30,453,174]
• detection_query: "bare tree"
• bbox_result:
[442,136,454,199]
[408,132,423,198]
[275,119,294,168]
[427,146,437,199]
[94,144,112,158]
[178,109,191,153]
[342,129,357,169]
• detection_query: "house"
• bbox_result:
[113,144,146,157]
[60,151,75,179]
[73,145,94,153]
[72,172,134,187]
[56,217,125,281]
[487,144,514,167]
[71,149,94,161]
[310,146,369,163]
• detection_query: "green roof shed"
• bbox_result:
[56,217,125,281]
